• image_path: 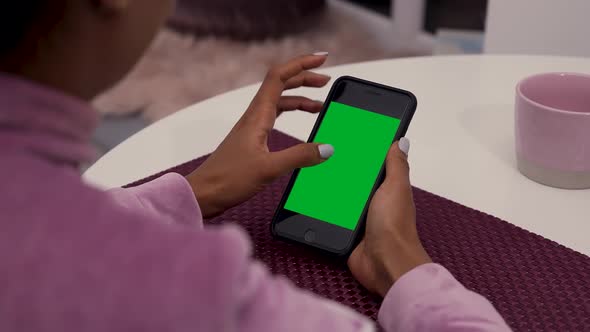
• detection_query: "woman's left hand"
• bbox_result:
[186,54,333,218]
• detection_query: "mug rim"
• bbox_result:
[516,72,590,116]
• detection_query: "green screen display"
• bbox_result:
[284,101,401,230]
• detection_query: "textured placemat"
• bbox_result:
[127,130,590,331]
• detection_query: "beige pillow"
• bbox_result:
[168,0,326,40]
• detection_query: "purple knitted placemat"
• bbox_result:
[127,130,590,331]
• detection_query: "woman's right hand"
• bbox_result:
[348,138,432,297]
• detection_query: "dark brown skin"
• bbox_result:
[0,0,175,99]
[348,142,432,296]
[186,55,333,218]
[2,0,432,296]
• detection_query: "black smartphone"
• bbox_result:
[271,76,417,256]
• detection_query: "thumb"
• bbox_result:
[268,143,334,177]
[383,137,411,188]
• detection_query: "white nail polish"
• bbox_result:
[318,144,334,159]
[313,51,329,56]
[399,137,410,156]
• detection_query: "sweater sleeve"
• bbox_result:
[378,263,512,332]
[106,174,375,332]
[233,260,375,332]
[106,173,203,227]
[105,175,509,332]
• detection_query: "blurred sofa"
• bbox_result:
[169,0,326,40]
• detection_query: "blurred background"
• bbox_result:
[92,0,489,157]
[92,0,589,161]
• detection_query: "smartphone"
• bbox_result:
[271,76,417,257]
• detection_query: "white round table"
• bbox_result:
[85,55,590,256]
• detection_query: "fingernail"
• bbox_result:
[313,51,329,56]
[399,137,410,156]
[315,100,324,104]
[318,144,334,159]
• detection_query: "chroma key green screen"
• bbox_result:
[284,101,401,230]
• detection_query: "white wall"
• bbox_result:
[485,0,590,56]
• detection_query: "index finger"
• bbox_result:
[253,54,328,107]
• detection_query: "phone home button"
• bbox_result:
[304,229,316,243]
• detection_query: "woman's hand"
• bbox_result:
[186,54,334,218]
[348,138,432,297]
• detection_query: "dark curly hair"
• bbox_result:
[1,2,47,54]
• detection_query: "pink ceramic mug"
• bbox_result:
[516,72,590,189]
